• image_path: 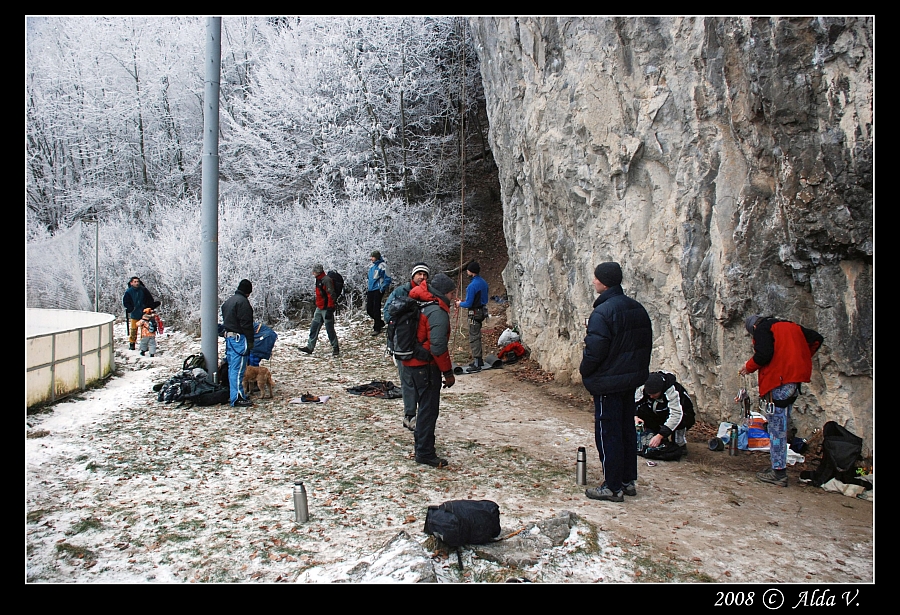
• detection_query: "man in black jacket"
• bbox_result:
[580,262,652,502]
[221,279,255,407]
[123,277,159,350]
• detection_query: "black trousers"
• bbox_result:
[366,289,385,331]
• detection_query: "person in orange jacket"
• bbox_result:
[739,314,823,487]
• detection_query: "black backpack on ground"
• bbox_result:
[424,500,501,547]
[385,294,435,362]
[800,421,864,487]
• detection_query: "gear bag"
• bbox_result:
[800,421,864,487]
[385,295,434,361]
[424,499,501,547]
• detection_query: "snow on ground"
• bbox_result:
[26,317,639,583]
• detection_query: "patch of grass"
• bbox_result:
[55,542,97,561]
[632,552,714,582]
[68,517,103,535]
[27,509,49,524]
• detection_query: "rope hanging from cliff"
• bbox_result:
[453,17,467,350]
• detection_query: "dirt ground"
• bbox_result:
[449,185,873,583]
[442,362,873,583]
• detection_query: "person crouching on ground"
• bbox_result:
[634,371,695,458]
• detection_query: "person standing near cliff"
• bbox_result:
[739,314,823,487]
[580,262,653,502]
[455,261,489,372]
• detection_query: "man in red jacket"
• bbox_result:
[299,264,340,357]
[401,273,457,468]
[739,314,823,487]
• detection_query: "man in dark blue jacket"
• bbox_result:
[579,262,652,502]
[221,279,255,408]
[455,261,489,371]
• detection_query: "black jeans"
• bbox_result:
[366,289,385,331]
[405,363,442,460]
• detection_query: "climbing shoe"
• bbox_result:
[301,392,320,403]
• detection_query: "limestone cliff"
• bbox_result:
[469,17,873,446]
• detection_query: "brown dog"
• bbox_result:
[243,365,275,399]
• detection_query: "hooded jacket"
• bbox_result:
[579,285,653,396]
[401,281,453,372]
[314,272,336,309]
[743,318,823,396]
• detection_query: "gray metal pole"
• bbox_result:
[201,17,221,383]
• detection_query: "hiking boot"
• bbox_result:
[756,468,788,487]
[140,350,146,356]
[129,343,135,350]
[332,348,340,357]
[585,484,625,502]
[299,346,313,355]
[403,415,417,431]
[467,361,481,373]
[416,456,448,468]
[372,329,383,337]
[233,398,253,408]
[623,481,637,497]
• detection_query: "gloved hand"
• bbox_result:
[442,371,455,388]
[326,307,336,319]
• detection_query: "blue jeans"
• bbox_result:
[307,308,338,351]
[767,383,797,471]
[593,390,639,492]
[225,335,249,405]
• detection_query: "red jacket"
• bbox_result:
[401,281,453,372]
[314,272,336,309]
[744,319,822,396]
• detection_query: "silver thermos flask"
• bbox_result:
[293,481,309,523]
[576,447,587,485]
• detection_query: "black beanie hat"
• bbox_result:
[643,372,667,396]
[594,262,623,287]
[238,279,253,294]
[430,273,456,296]
[466,261,481,275]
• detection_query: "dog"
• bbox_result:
[243,365,275,399]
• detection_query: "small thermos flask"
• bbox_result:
[576,447,587,485]
[293,481,309,523]
[728,424,739,456]
[636,423,644,452]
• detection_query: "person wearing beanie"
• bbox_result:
[400,272,457,468]
[366,251,392,335]
[300,264,340,357]
[221,279,255,407]
[634,371,696,458]
[383,262,431,431]
[739,314,824,487]
[580,261,652,502]
[455,261,490,372]
[137,307,160,357]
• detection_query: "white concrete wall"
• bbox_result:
[26,309,116,407]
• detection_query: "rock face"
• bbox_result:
[469,17,873,447]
